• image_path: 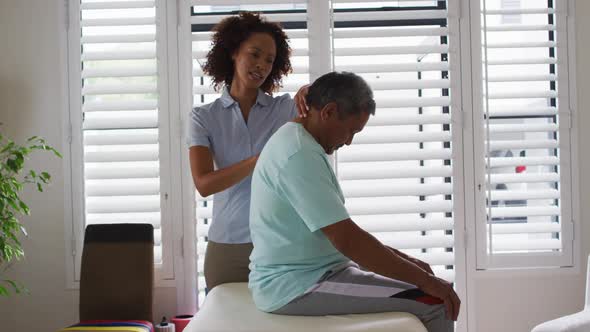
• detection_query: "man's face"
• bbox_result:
[319,103,370,155]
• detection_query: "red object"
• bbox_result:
[515,165,526,173]
[171,315,193,332]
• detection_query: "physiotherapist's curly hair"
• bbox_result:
[202,12,292,94]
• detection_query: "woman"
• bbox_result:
[187,12,308,291]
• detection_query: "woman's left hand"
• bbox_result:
[294,84,310,117]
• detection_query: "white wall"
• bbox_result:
[0,1,588,331]
[0,1,176,330]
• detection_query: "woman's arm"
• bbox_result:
[189,146,258,197]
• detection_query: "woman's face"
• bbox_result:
[231,32,277,90]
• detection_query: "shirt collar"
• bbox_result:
[220,86,272,110]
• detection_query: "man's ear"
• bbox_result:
[319,102,338,121]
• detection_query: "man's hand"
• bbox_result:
[294,84,310,117]
[418,275,461,321]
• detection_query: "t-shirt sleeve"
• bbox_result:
[277,150,350,232]
[187,107,211,148]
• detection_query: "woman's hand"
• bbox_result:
[294,84,310,117]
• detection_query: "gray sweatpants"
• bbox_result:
[272,262,453,332]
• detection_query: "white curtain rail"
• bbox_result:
[487,173,560,185]
[81,17,156,27]
[84,129,158,145]
[335,44,449,56]
[81,1,155,10]
[86,178,160,196]
[85,162,159,180]
[86,195,160,214]
[83,100,158,112]
[334,27,448,39]
[339,165,452,181]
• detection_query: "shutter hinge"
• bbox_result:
[67,122,73,144]
[64,0,69,30]
[177,0,182,28]
[463,231,468,248]
[568,108,574,129]
[571,219,575,242]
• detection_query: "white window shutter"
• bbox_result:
[188,1,310,305]
[332,0,458,283]
[476,0,574,268]
[75,0,172,278]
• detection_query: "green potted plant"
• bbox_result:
[0,131,61,296]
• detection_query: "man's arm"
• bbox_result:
[322,219,461,321]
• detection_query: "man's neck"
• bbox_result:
[295,116,323,148]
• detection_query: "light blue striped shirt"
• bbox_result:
[187,87,297,243]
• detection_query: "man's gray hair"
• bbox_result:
[305,71,376,118]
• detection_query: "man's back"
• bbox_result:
[248,122,350,312]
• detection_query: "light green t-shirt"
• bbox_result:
[248,122,351,312]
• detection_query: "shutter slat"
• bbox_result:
[484,8,555,15]
[487,74,556,83]
[87,211,161,228]
[339,148,451,163]
[488,107,557,117]
[488,123,558,133]
[336,45,449,57]
[83,100,157,112]
[354,216,454,233]
[346,200,453,216]
[488,156,559,168]
[190,13,307,25]
[86,178,159,196]
[354,131,451,145]
[339,165,452,181]
[334,10,447,22]
[486,24,555,32]
[377,96,450,108]
[489,222,561,235]
[487,139,559,150]
[368,114,451,127]
[486,57,557,66]
[490,206,560,218]
[488,172,560,184]
[83,83,157,95]
[81,1,155,10]
[191,0,306,4]
[84,129,158,145]
[85,146,159,163]
[82,65,157,78]
[367,79,450,91]
[82,33,156,43]
[338,62,449,74]
[376,234,454,250]
[83,111,158,130]
[489,189,560,201]
[492,239,561,252]
[86,195,160,213]
[487,90,557,99]
[82,49,156,61]
[81,17,156,27]
[334,27,449,39]
[85,162,159,179]
[341,182,452,198]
